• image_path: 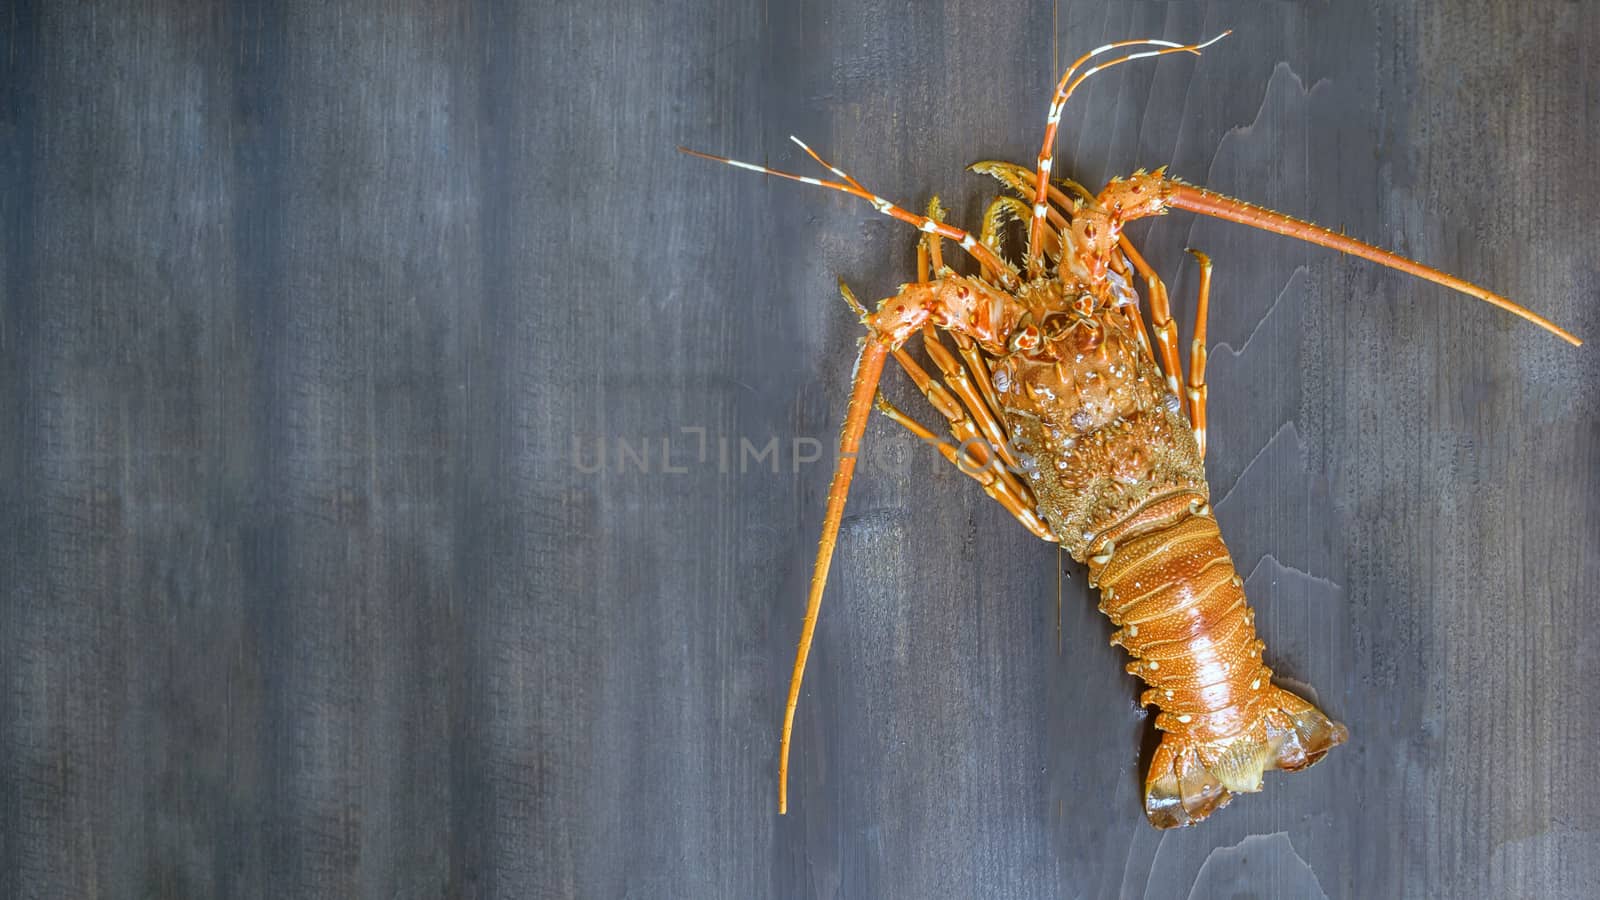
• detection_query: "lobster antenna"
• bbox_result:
[1165,183,1582,346]
[779,338,890,814]
[1027,32,1232,276]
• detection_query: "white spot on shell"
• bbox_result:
[1147,660,1159,670]
[1177,714,1192,724]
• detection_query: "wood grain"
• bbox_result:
[2,1,1597,897]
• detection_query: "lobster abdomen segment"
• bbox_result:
[1090,506,1347,828]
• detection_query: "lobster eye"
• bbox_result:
[1008,323,1041,353]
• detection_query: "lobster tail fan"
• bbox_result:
[1264,685,1349,772]
[1144,738,1233,829]
[1143,685,1348,829]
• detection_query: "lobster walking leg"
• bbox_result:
[872,393,1056,541]
[1117,236,1185,399]
[951,333,1009,437]
[868,328,1047,537]
[921,324,1021,471]
[1111,251,1158,363]
[837,282,991,454]
[884,339,992,459]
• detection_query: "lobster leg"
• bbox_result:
[912,210,1025,473]
[879,342,1050,537]
[1111,251,1157,363]
[951,333,1008,436]
[898,225,1051,537]
[880,330,1002,472]
[1117,236,1185,400]
[909,217,1024,445]
[872,393,1056,541]
[1184,250,1214,459]
[920,324,1022,473]
[835,284,981,448]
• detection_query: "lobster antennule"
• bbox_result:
[779,337,889,814]
[1165,183,1582,346]
[1026,32,1232,277]
[677,144,1021,287]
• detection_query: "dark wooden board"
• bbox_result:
[2,1,1597,897]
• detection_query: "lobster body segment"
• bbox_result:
[1085,495,1347,827]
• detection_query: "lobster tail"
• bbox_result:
[1144,685,1347,828]
[1087,496,1348,828]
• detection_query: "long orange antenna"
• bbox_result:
[1027,33,1231,277]
[1166,183,1582,346]
[779,338,889,814]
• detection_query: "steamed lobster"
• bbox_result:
[683,34,1580,828]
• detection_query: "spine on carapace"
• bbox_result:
[1087,495,1347,828]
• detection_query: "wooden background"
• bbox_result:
[3,1,1597,897]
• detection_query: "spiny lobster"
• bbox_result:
[682,33,1579,827]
